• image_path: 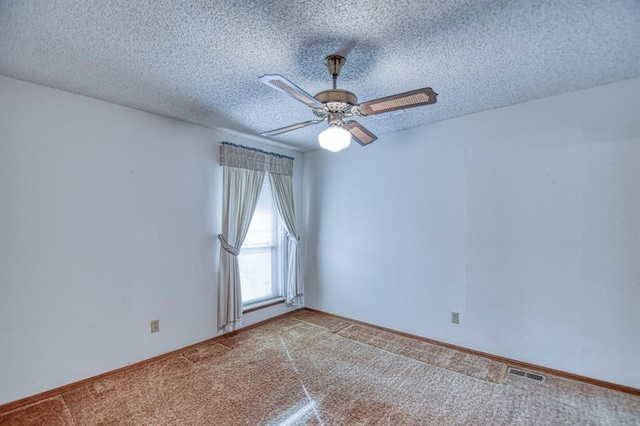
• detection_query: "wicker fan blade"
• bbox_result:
[358,87,437,116]
[258,74,325,109]
[261,119,325,137]
[344,121,378,146]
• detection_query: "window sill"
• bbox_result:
[243,298,286,314]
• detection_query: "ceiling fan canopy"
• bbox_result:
[259,54,437,151]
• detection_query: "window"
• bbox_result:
[239,177,284,306]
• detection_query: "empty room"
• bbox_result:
[1,0,639,424]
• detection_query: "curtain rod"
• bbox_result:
[220,141,295,161]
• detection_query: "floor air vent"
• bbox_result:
[507,367,547,383]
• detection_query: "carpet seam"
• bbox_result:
[178,353,197,365]
[291,317,354,334]
[0,395,62,416]
[291,318,332,330]
[336,328,506,386]
[218,340,235,349]
[60,394,78,426]
[181,343,232,363]
[331,323,353,333]
[338,324,356,334]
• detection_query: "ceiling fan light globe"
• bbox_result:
[318,126,351,152]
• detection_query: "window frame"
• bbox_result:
[239,177,286,309]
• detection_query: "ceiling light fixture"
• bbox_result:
[318,124,351,152]
[259,54,437,150]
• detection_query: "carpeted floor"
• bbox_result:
[1,309,639,425]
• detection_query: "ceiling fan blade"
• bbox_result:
[261,119,325,137]
[358,87,437,116]
[258,74,325,109]
[344,121,378,146]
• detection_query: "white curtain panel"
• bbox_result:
[217,166,265,331]
[269,173,303,305]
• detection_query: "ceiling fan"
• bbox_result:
[258,54,437,152]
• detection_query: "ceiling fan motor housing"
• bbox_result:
[314,89,358,114]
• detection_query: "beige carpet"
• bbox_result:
[2,310,639,425]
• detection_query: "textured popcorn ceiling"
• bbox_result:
[1,1,639,151]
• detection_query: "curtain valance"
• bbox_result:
[220,142,294,176]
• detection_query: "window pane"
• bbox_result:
[239,177,282,305]
[239,247,273,302]
[242,180,275,247]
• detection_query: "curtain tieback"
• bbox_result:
[217,234,240,256]
[289,235,300,246]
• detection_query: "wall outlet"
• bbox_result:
[151,319,160,333]
[451,312,459,324]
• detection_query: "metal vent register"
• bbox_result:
[507,367,547,383]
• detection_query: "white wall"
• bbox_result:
[304,77,640,388]
[0,75,304,405]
